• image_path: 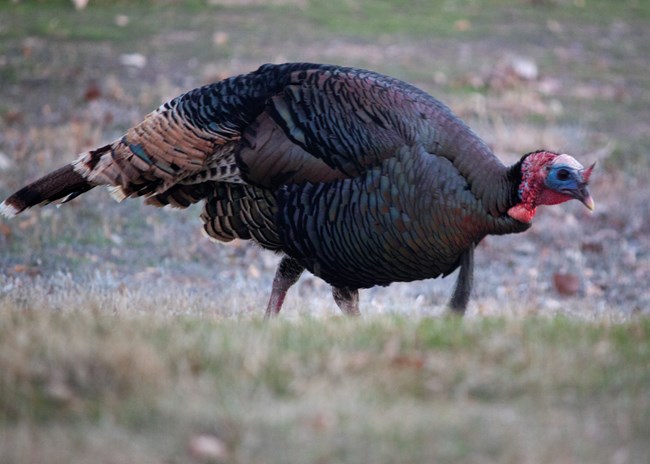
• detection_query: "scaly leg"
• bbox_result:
[332,286,360,316]
[448,243,474,315]
[264,256,304,318]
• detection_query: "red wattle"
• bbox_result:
[537,189,572,206]
[508,204,536,223]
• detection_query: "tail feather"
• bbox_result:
[0,164,93,217]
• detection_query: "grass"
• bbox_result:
[0,304,648,463]
[1,0,650,463]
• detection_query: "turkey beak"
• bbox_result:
[572,162,596,211]
[573,163,596,211]
[576,187,595,211]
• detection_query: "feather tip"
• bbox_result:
[107,186,127,203]
[71,156,92,178]
[0,201,19,219]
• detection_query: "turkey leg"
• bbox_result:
[448,243,475,314]
[264,256,305,318]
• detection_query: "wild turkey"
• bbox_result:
[0,63,595,316]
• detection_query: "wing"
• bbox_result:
[237,65,514,217]
[238,67,426,187]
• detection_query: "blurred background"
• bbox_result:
[1,2,649,464]
[0,0,648,317]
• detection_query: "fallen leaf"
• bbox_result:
[11,264,41,277]
[0,223,11,238]
[307,412,335,432]
[83,82,102,101]
[581,240,604,253]
[454,19,471,31]
[553,272,580,296]
[212,31,229,46]
[17,215,38,230]
[391,355,425,369]
[2,109,24,125]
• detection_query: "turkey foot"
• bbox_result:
[332,287,360,316]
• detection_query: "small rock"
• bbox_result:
[247,264,260,279]
[510,57,538,81]
[188,434,228,461]
[0,151,11,170]
[71,0,89,10]
[433,71,447,85]
[109,234,123,246]
[114,14,130,27]
[120,53,147,69]
[45,379,74,404]
[537,77,563,95]
[546,19,563,34]
[544,298,563,311]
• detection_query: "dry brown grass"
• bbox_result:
[0,298,648,463]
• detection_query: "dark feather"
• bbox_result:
[1,165,93,215]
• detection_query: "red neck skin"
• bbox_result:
[507,153,572,224]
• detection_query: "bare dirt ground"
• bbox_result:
[0,1,649,318]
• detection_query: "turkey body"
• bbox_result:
[1,63,544,315]
[277,145,516,290]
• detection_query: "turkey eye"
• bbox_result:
[556,168,570,181]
